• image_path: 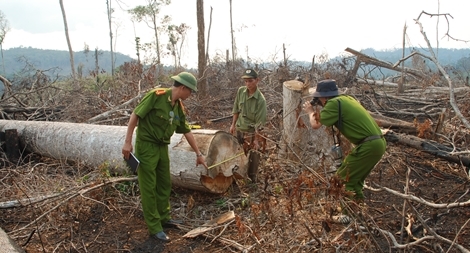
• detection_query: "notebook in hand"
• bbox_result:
[125,153,140,174]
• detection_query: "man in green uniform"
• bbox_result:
[302,79,386,221]
[230,68,267,183]
[122,72,207,242]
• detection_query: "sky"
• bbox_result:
[2,0,470,68]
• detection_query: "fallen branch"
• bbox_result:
[8,176,137,235]
[409,202,470,253]
[0,193,63,209]
[183,211,235,238]
[367,184,470,208]
[86,88,147,124]
[384,130,470,166]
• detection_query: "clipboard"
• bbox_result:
[125,153,140,174]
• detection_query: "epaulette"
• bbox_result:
[155,88,166,96]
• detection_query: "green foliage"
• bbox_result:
[274,184,283,194]
[99,161,112,178]
[215,198,227,208]
[115,181,139,196]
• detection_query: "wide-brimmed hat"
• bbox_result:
[241,68,258,79]
[171,72,198,92]
[312,79,339,97]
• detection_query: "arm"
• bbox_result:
[253,100,267,149]
[254,98,267,132]
[230,88,241,135]
[183,132,208,169]
[122,112,139,160]
[230,113,239,134]
[302,101,322,129]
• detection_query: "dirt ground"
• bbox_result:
[2,125,469,252]
[1,77,470,252]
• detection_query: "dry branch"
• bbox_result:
[183,211,235,238]
[345,47,426,79]
[86,91,147,124]
[384,130,470,166]
[8,177,136,235]
[367,184,470,209]
[0,193,63,209]
[413,14,470,130]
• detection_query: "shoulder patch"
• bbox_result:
[155,89,166,96]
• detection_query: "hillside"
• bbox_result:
[2,47,470,80]
[0,47,135,78]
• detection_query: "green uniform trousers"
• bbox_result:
[337,138,386,200]
[135,140,172,235]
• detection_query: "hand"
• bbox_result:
[196,155,208,169]
[302,101,314,114]
[122,143,133,160]
[229,124,235,134]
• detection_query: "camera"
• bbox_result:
[331,144,343,160]
[310,97,320,106]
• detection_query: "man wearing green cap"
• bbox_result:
[122,72,207,242]
[230,68,267,183]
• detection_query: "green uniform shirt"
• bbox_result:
[232,86,267,132]
[320,95,382,145]
[134,88,191,144]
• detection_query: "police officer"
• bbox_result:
[230,68,267,183]
[122,72,207,242]
[302,79,386,201]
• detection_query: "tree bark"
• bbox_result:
[0,120,247,194]
[196,0,207,96]
[59,0,76,80]
[106,0,115,76]
[384,130,470,166]
[205,6,213,65]
[345,47,425,79]
[281,80,338,168]
[229,0,235,66]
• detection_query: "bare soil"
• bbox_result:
[1,75,470,252]
[2,123,469,253]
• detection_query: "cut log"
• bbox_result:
[0,120,247,194]
[384,130,470,166]
[0,227,24,253]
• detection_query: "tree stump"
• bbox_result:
[281,80,335,169]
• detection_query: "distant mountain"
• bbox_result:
[1,47,469,80]
[0,47,136,78]
[360,47,470,67]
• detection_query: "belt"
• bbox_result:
[358,135,383,145]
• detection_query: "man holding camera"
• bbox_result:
[302,79,386,204]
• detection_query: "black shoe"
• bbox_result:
[152,231,170,242]
[162,219,183,229]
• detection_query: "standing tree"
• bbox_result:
[0,10,10,75]
[196,0,207,96]
[128,0,171,65]
[166,23,190,68]
[229,0,236,65]
[59,0,76,80]
[106,0,115,76]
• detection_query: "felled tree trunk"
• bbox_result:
[0,120,247,194]
[384,130,470,166]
